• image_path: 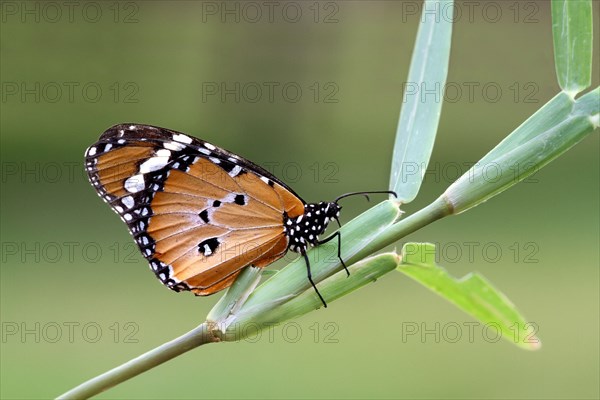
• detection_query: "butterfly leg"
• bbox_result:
[317,232,349,277]
[302,251,328,308]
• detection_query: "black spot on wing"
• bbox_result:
[234,194,246,205]
[218,159,236,173]
[199,210,210,223]
[198,237,220,256]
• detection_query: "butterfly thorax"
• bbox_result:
[284,202,341,253]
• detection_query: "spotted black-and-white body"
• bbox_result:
[284,202,341,253]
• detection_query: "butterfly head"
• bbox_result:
[326,201,342,223]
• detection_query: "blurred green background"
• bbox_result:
[1,1,598,399]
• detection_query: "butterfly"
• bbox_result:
[85,124,394,307]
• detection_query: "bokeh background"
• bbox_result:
[1,1,598,398]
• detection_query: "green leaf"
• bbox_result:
[227,253,400,338]
[389,0,454,203]
[551,0,593,95]
[397,243,541,350]
[472,92,573,168]
[442,92,598,214]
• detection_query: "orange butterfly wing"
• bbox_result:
[85,124,304,295]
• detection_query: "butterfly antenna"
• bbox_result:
[334,190,397,204]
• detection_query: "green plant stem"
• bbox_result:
[56,323,219,400]
[350,197,452,264]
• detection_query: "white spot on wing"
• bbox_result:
[125,174,145,193]
[122,195,134,209]
[164,141,185,151]
[139,155,170,173]
[173,133,192,144]
[204,142,216,150]
[88,147,97,156]
[229,165,242,177]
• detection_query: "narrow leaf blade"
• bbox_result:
[398,243,541,350]
[443,91,598,214]
[390,0,454,203]
[551,0,593,95]
[473,92,574,168]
